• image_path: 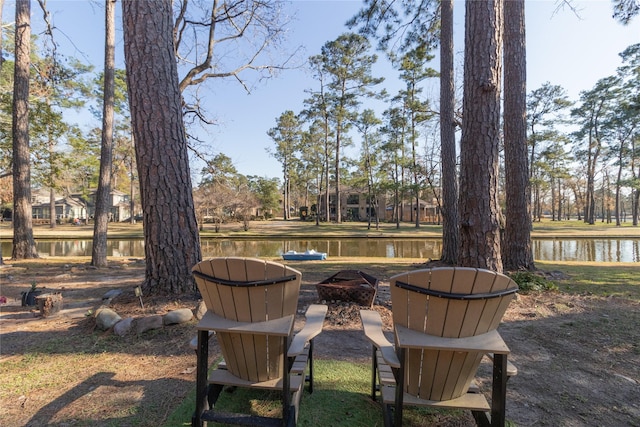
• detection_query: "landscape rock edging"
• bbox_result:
[94,289,194,336]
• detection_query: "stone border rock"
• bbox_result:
[94,289,201,336]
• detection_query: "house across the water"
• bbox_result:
[316,188,440,223]
[30,188,133,224]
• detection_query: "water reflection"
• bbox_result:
[532,239,640,263]
[2,239,149,258]
[277,239,444,259]
[2,238,639,262]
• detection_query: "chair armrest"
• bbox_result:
[197,311,294,337]
[360,310,400,368]
[288,304,328,357]
[395,325,510,354]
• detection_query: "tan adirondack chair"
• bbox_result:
[360,267,518,427]
[191,257,327,427]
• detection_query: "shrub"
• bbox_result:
[508,271,558,294]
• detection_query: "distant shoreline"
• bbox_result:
[1,218,640,241]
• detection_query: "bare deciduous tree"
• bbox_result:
[174,0,295,130]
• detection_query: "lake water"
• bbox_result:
[2,238,639,262]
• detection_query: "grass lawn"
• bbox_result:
[537,260,640,299]
[162,360,469,427]
[162,360,379,427]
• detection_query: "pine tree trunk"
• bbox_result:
[633,189,639,226]
[325,145,329,221]
[439,0,458,264]
[122,0,202,294]
[0,0,4,68]
[503,0,534,270]
[49,186,56,228]
[129,141,136,224]
[458,0,503,271]
[92,0,117,268]
[12,0,38,260]
[335,127,341,223]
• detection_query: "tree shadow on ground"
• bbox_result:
[489,294,640,426]
[24,371,192,426]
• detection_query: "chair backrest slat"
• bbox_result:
[192,257,302,381]
[390,267,517,401]
[193,257,302,321]
[264,261,295,319]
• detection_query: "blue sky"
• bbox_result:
[4,0,639,181]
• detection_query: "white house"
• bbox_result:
[31,188,132,223]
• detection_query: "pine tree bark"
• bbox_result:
[0,0,4,68]
[503,0,534,271]
[12,0,38,260]
[458,0,503,271]
[439,0,458,264]
[49,186,56,228]
[335,127,342,223]
[92,0,117,268]
[122,0,202,294]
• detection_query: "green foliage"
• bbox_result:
[267,110,302,188]
[91,68,130,116]
[347,0,440,54]
[612,0,640,24]
[0,28,95,190]
[0,59,13,172]
[247,175,281,214]
[199,153,238,186]
[509,271,558,294]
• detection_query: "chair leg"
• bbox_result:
[491,353,508,427]
[472,410,491,427]
[207,384,224,410]
[371,346,378,400]
[286,405,296,427]
[393,347,405,427]
[308,339,315,394]
[383,402,394,427]
[193,329,210,427]
[291,378,305,426]
[283,342,291,425]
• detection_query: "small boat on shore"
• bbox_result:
[282,249,327,261]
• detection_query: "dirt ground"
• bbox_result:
[1,259,639,426]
